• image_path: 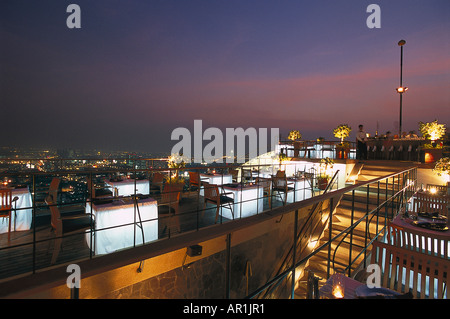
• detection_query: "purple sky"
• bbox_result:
[1,0,449,154]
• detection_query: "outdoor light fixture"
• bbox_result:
[187,244,203,256]
[397,39,407,136]
[182,244,203,270]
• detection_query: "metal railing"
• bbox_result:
[257,170,341,299]
[245,165,417,299]
[0,158,334,281]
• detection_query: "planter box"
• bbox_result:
[335,147,350,159]
[422,148,443,163]
[318,178,328,190]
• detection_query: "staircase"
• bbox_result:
[294,161,416,298]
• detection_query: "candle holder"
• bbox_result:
[332,268,345,299]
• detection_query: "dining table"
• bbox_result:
[105,178,150,197]
[285,177,313,203]
[219,183,264,220]
[390,213,449,258]
[199,173,232,196]
[85,196,158,255]
[0,186,33,234]
[200,173,232,185]
[319,274,403,299]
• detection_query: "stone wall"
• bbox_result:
[100,213,296,299]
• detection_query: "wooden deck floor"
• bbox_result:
[0,191,283,281]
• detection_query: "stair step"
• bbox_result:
[293,162,405,298]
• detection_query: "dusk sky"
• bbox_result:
[1,0,449,154]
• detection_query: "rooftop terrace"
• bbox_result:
[0,141,448,299]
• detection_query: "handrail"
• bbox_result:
[259,170,341,298]
[330,169,414,273]
[0,161,417,297]
[246,166,417,299]
[0,161,314,274]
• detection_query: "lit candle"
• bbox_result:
[332,284,344,299]
[332,271,345,299]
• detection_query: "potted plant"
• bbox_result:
[166,153,189,191]
[278,152,288,171]
[288,130,302,157]
[164,174,185,184]
[167,153,189,176]
[433,157,450,178]
[318,157,334,190]
[288,130,302,141]
[333,124,352,159]
[419,120,446,163]
[419,120,446,144]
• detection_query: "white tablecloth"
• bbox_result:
[285,178,312,203]
[105,179,150,197]
[218,184,264,220]
[0,187,32,234]
[85,197,158,255]
[200,174,232,185]
[199,174,232,196]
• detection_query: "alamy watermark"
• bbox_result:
[66,4,81,29]
[65,4,381,30]
[171,120,279,164]
[66,264,81,289]
[366,4,381,29]
[366,264,381,288]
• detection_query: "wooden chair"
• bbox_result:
[86,176,112,199]
[188,172,202,192]
[49,177,60,202]
[150,172,164,194]
[229,169,239,183]
[271,172,295,205]
[386,221,449,259]
[413,192,448,218]
[367,144,376,160]
[371,240,448,299]
[275,170,285,177]
[203,182,234,223]
[241,169,253,183]
[159,184,181,234]
[45,195,95,264]
[0,189,13,241]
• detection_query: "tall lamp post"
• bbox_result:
[396,39,407,136]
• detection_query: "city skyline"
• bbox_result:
[1,0,449,154]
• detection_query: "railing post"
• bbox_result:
[225,233,231,299]
[364,184,370,267]
[376,181,380,235]
[385,177,389,220]
[393,176,396,217]
[326,197,333,279]
[291,209,298,299]
[348,189,355,277]
[32,173,36,274]
[70,287,79,299]
[89,172,94,259]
